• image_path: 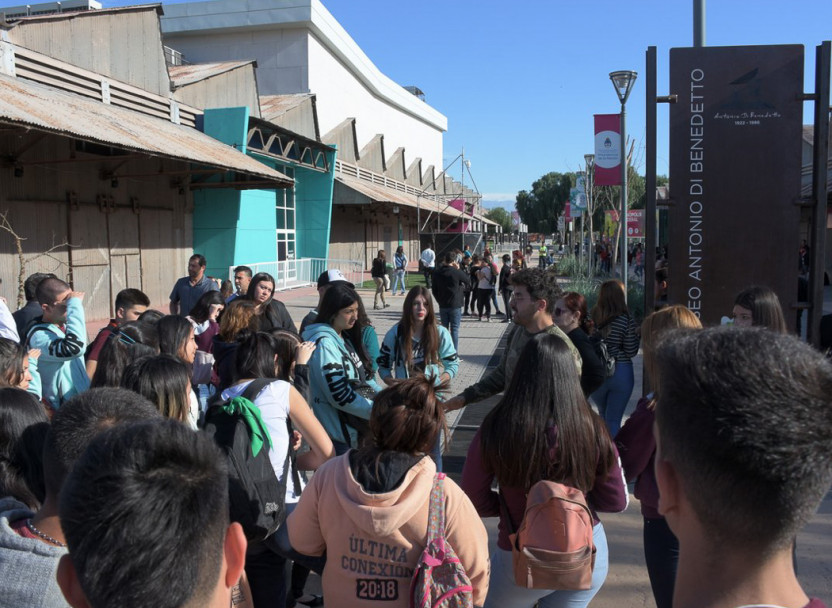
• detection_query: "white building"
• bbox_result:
[160,0,447,171]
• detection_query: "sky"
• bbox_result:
[90,1,832,209]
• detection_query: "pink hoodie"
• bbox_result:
[288,453,490,607]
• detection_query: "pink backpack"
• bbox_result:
[409,473,474,608]
[502,480,596,590]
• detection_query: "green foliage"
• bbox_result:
[555,254,589,278]
[484,207,513,233]
[515,172,573,233]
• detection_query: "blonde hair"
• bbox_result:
[641,305,702,400]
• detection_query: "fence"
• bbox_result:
[228,258,366,292]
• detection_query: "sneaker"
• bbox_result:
[486,317,491,323]
[477,316,482,322]
[384,303,390,308]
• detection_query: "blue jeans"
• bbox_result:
[439,307,462,352]
[392,269,406,294]
[591,360,634,436]
[643,517,679,608]
[484,522,609,608]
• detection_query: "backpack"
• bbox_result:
[501,481,596,590]
[588,333,616,378]
[410,473,474,608]
[488,263,498,286]
[202,378,291,542]
[589,317,617,378]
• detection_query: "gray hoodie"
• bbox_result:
[0,497,68,608]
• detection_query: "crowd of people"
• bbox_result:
[0,249,829,608]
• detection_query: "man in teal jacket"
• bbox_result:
[26,277,89,409]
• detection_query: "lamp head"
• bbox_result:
[609,70,638,104]
[584,153,595,170]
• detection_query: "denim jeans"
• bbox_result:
[484,522,609,608]
[643,517,679,608]
[439,307,462,352]
[590,360,634,436]
[392,269,406,294]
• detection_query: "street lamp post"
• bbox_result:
[583,153,595,278]
[609,70,637,297]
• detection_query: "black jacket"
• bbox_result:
[431,265,471,309]
[567,326,606,396]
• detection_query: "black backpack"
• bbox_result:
[590,318,618,379]
[202,378,293,542]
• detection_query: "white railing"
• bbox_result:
[229,258,366,292]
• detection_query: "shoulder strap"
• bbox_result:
[241,378,278,402]
[497,490,516,535]
[426,473,447,543]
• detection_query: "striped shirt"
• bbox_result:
[602,314,640,363]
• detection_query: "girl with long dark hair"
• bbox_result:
[221,332,334,608]
[0,338,41,400]
[157,315,199,428]
[378,285,458,468]
[89,321,159,389]
[589,279,640,435]
[186,290,225,407]
[732,284,788,333]
[302,283,381,452]
[245,272,296,332]
[378,286,457,386]
[121,355,193,424]
[0,388,49,510]
[461,334,627,608]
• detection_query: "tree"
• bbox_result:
[484,206,513,233]
[0,210,75,309]
[515,172,573,233]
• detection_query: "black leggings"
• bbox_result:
[476,288,492,319]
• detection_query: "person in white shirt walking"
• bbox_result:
[420,242,436,289]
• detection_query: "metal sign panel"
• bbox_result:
[668,45,803,324]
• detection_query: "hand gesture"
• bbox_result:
[294,341,316,366]
[27,348,41,361]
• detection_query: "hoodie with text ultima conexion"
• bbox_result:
[288,452,489,607]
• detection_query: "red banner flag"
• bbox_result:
[594,114,621,186]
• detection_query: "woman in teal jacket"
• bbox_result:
[377,286,458,470]
[377,286,459,385]
[302,284,381,453]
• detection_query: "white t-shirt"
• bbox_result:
[477,264,495,290]
[221,379,303,503]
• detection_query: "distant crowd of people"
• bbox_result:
[0,250,829,608]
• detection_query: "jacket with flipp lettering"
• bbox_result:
[302,323,382,446]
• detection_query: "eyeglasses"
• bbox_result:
[554,308,566,316]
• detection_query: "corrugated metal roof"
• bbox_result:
[169,61,256,88]
[0,72,293,188]
[260,94,314,121]
[336,174,474,220]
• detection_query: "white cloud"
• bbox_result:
[482,192,516,202]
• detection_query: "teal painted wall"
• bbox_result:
[194,107,251,278]
[193,188,242,279]
[195,108,335,276]
[294,147,336,260]
[236,187,279,266]
[203,107,249,153]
